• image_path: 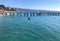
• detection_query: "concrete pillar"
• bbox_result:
[2,13,3,15]
[20,12,22,16]
[36,13,39,16]
[53,12,55,16]
[47,12,49,16]
[6,13,10,16]
[12,12,15,16]
[10,12,11,16]
[48,12,50,16]
[5,13,7,15]
[39,13,41,16]
[46,12,49,16]
[27,13,29,16]
[59,12,60,16]
[57,12,60,16]
[27,13,30,17]
[30,13,32,16]
[17,13,19,16]
[24,13,25,16]
[4,13,7,16]
[17,12,19,16]
[13,13,14,16]
[58,12,60,16]
[21,12,23,16]
[10,12,13,16]
[17,12,20,16]
[52,12,53,16]
[54,12,56,16]
[33,13,35,16]
[56,12,58,16]
[50,12,52,16]
[28,13,30,17]
[55,13,57,16]
[54,13,56,16]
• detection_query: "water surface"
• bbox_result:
[0,16,60,41]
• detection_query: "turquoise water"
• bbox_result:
[0,16,60,41]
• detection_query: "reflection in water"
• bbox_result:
[0,16,60,41]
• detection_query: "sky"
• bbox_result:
[0,0,60,11]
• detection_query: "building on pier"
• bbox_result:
[0,5,16,15]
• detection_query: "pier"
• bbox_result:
[0,11,60,17]
[0,5,60,17]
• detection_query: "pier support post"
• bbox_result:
[36,13,38,16]
[39,13,41,16]
[6,13,7,15]
[10,12,11,16]
[27,13,29,16]
[1,13,3,15]
[16,13,18,16]
[13,13,14,16]
[24,13,25,16]
[30,13,32,16]
[33,13,35,16]
[20,12,21,16]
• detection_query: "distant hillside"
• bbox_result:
[16,8,60,13]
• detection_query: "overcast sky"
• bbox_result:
[0,0,60,11]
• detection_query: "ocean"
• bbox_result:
[0,16,60,41]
